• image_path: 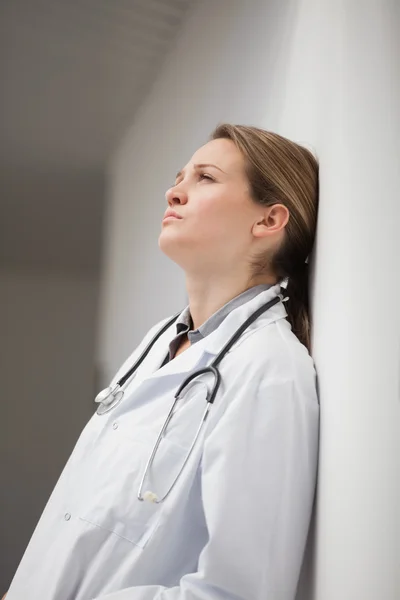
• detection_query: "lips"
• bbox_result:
[163,210,183,221]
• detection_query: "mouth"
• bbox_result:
[163,211,183,222]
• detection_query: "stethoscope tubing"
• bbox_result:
[95,290,287,502]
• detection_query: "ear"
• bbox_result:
[252,204,290,239]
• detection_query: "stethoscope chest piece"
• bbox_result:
[95,384,124,415]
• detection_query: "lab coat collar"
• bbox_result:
[146,284,287,381]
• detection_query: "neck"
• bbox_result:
[185,271,277,330]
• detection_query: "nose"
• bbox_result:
[165,185,188,207]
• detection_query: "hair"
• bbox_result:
[211,124,319,351]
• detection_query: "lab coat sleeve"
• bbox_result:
[93,373,319,600]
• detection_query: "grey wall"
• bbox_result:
[0,163,105,590]
[0,169,104,274]
[0,269,99,590]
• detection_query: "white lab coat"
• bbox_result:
[7,284,319,600]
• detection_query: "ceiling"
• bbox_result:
[0,0,194,172]
[0,0,194,274]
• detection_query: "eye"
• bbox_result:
[199,173,214,182]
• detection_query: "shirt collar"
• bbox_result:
[175,284,272,343]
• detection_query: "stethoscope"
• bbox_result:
[94,289,288,503]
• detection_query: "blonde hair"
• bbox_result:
[211,124,319,350]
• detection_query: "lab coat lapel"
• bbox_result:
[115,285,287,416]
[146,283,286,382]
[127,317,214,387]
[143,331,215,381]
[204,283,287,355]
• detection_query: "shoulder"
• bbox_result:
[224,317,317,405]
[233,315,314,372]
[205,317,318,443]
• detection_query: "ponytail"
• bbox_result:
[284,261,310,351]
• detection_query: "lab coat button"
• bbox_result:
[112,422,119,430]
[64,513,71,521]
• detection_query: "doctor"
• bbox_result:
[6,124,319,600]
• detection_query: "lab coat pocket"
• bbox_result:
[79,427,187,548]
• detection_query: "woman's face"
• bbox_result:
[159,138,261,273]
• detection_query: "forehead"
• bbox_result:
[187,138,245,173]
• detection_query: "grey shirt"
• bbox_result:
[161,284,272,367]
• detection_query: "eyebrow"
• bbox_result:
[175,163,226,180]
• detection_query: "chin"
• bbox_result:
[159,230,182,260]
[159,231,198,270]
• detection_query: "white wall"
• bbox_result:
[97,0,303,378]
[0,269,99,591]
[98,0,400,598]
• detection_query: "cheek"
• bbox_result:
[197,197,251,246]
[191,206,229,245]
[191,191,242,231]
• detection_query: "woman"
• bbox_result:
[6,124,319,600]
